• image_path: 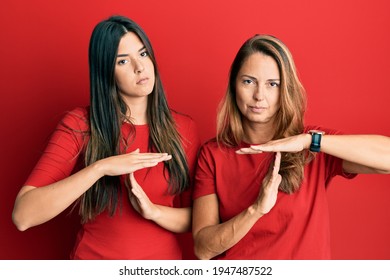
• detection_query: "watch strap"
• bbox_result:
[309,133,322,152]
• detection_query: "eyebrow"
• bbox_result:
[240,75,280,81]
[240,74,257,80]
[117,46,147,58]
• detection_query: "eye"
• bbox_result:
[117,59,128,65]
[242,79,254,85]
[269,81,280,87]
[140,51,149,57]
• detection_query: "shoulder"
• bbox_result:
[171,110,195,126]
[197,139,241,168]
[199,138,228,155]
[60,106,90,131]
[201,138,218,149]
[170,110,198,136]
[65,106,89,119]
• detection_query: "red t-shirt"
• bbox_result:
[193,126,356,259]
[25,107,201,259]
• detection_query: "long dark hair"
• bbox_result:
[217,34,309,194]
[79,15,189,222]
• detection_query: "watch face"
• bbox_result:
[308,130,325,135]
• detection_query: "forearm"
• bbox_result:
[150,206,191,233]
[194,205,262,260]
[321,134,390,173]
[12,162,104,231]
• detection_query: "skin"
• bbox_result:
[237,134,390,174]
[192,52,390,260]
[235,52,281,144]
[115,32,155,124]
[12,32,191,234]
[192,52,283,260]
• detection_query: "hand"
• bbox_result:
[253,152,282,215]
[127,173,160,220]
[98,148,172,177]
[237,134,311,154]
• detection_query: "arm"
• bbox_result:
[12,151,172,231]
[321,135,390,174]
[127,173,191,233]
[237,134,390,174]
[192,152,282,260]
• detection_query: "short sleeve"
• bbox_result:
[24,107,89,187]
[192,142,217,200]
[173,112,202,207]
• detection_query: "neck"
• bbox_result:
[242,120,275,144]
[123,96,148,125]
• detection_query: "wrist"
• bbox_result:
[247,203,265,220]
[90,160,107,178]
[303,133,312,150]
[148,204,162,222]
[307,130,325,152]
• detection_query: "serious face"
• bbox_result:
[235,52,280,126]
[115,32,155,103]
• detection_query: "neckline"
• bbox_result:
[123,121,148,127]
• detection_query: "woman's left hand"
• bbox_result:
[237,133,311,154]
[127,173,160,221]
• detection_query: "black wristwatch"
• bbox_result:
[308,130,325,152]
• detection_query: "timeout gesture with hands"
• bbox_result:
[124,149,168,220]
[124,150,192,233]
[12,147,173,231]
[237,134,311,154]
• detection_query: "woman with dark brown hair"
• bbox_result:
[12,15,200,259]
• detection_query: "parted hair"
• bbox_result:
[217,34,309,194]
[79,15,189,222]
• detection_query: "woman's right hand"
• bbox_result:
[96,148,172,177]
[252,152,282,216]
[192,152,283,260]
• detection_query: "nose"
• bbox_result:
[133,59,144,74]
[253,85,265,101]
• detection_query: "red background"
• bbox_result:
[1,0,389,259]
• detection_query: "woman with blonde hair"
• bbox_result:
[192,34,390,259]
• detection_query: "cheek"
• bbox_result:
[147,60,155,74]
[235,90,246,110]
[269,91,280,107]
[114,69,125,85]
[150,74,156,86]
[115,74,136,95]
[115,75,126,91]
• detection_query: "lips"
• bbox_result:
[136,77,149,85]
[249,105,267,113]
